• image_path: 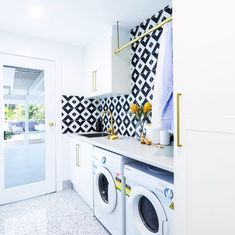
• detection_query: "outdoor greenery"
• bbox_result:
[4,130,13,140]
[28,105,45,121]
[5,104,25,121]
[4,104,45,122]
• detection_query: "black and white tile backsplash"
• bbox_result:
[61,96,100,134]
[99,95,136,136]
[62,5,172,135]
[130,5,172,105]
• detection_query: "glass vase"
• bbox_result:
[135,118,145,141]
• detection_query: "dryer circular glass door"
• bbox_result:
[95,167,117,213]
[130,186,167,235]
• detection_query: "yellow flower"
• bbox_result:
[130,103,138,113]
[143,102,152,113]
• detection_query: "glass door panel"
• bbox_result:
[3,66,46,189]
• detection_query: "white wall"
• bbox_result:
[0,31,84,95]
[0,31,84,189]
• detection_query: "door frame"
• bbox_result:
[0,52,62,203]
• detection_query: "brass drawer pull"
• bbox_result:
[76,144,80,167]
[92,71,95,92]
[92,70,97,92]
[177,93,182,147]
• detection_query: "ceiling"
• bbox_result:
[0,0,171,46]
[3,66,44,96]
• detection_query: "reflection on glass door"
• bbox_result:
[3,66,45,188]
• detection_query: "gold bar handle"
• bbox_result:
[76,144,80,167]
[177,93,182,147]
[94,70,97,92]
[92,71,95,92]
[92,70,97,92]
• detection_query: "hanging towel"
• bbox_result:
[151,21,173,132]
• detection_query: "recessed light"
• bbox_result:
[29,6,44,19]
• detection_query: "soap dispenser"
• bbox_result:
[95,117,103,132]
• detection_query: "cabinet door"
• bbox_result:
[173,0,235,234]
[84,47,97,97]
[175,131,235,235]
[99,38,112,94]
[68,138,81,190]
[92,37,111,96]
[77,141,93,208]
[68,138,93,208]
[173,0,235,131]
[83,35,112,97]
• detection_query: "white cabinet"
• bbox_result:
[69,137,93,209]
[83,26,130,97]
[173,0,235,234]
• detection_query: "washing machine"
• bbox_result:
[93,147,135,235]
[124,162,174,235]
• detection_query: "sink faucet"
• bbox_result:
[101,110,116,136]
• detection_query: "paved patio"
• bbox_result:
[4,143,45,188]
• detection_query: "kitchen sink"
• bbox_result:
[78,132,109,138]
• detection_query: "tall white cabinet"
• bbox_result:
[173,0,235,234]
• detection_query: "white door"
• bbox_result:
[173,0,235,234]
[130,186,167,235]
[95,167,117,213]
[0,53,56,205]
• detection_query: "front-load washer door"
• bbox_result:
[95,167,117,213]
[130,186,167,235]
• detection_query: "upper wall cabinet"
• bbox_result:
[83,26,131,98]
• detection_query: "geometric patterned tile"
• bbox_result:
[61,96,100,134]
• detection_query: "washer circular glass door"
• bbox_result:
[95,167,117,213]
[130,186,167,235]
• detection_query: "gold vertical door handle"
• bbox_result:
[177,93,182,147]
[94,70,97,91]
[48,121,55,127]
[76,144,80,167]
[92,71,95,92]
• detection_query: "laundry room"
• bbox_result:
[0,0,235,235]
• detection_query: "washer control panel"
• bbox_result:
[164,188,174,200]
[101,156,106,164]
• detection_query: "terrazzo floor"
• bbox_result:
[0,189,109,235]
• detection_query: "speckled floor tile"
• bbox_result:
[0,189,109,235]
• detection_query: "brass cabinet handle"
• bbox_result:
[92,70,97,92]
[94,70,97,91]
[76,144,80,167]
[92,71,95,92]
[176,93,182,147]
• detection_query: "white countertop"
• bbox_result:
[68,133,174,173]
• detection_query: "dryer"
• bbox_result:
[124,162,174,235]
[93,147,135,235]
